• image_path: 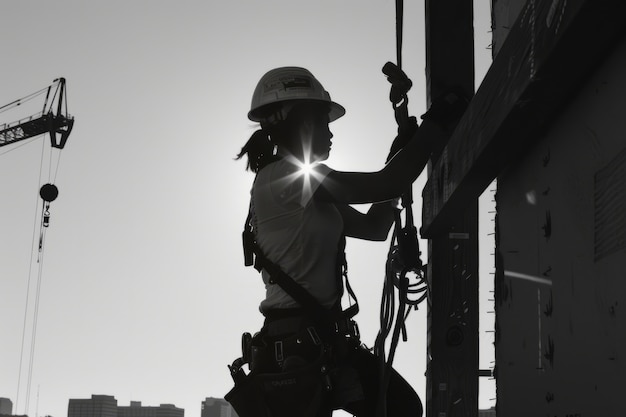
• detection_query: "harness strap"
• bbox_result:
[243,205,359,325]
[255,246,334,321]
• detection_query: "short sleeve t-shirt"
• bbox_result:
[251,159,344,312]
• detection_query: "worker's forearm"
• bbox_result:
[382,119,443,190]
[320,120,446,205]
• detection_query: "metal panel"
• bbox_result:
[495,36,626,417]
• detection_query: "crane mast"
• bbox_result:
[0,78,74,149]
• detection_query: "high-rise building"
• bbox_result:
[67,396,183,417]
[200,398,236,417]
[0,398,13,415]
[68,395,117,417]
[118,401,183,417]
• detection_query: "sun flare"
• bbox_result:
[298,161,314,177]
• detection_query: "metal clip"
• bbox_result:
[321,366,333,391]
[241,332,252,362]
[274,340,284,363]
[351,320,360,339]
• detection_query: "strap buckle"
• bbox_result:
[274,340,284,364]
[334,318,360,340]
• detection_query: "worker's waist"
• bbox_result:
[263,307,358,339]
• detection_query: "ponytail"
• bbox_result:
[236,128,277,173]
[237,103,312,172]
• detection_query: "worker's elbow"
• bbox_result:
[371,230,391,242]
[348,224,391,241]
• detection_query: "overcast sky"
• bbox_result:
[0,2,494,417]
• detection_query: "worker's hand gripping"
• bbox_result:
[382,62,419,163]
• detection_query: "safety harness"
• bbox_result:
[225,204,362,417]
[242,207,360,326]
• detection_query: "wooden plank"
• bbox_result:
[421,0,626,237]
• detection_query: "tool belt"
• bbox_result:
[250,313,360,372]
[226,342,331,417]
[226,312,362,417]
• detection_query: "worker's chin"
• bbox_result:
[313,151,330,162]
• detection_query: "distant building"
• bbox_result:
[0,398,12,415]
[68,395,117,417]
[117,401,183,417]
[200,398,237,417]
[67,396,183,417]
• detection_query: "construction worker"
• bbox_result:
[232,67,446,417]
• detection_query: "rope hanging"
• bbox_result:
[375,2,429,416]
[395,0,404,70]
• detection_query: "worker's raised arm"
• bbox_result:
[316,118,445,205]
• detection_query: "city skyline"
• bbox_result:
[0,394,238,417]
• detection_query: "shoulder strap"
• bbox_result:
[335,234,359,319]
[243,208,332,320]
[254,245,334,321]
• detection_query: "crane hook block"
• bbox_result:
[40,183,59,202]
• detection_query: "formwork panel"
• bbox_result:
[495,37,626,416]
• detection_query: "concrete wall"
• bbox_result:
[493,2,626,414]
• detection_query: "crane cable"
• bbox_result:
[0,79,65,116]
[0,86,50,115]
[374,1,429,416]
[15,131,63,415]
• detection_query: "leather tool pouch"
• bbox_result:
[225,344,332,417]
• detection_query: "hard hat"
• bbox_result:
[248,67,345,123]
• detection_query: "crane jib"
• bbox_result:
[0,78,74,149]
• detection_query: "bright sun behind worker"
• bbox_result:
[298,161,314,177]
[282,154,326,206]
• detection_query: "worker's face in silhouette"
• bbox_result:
[299,110,333,163]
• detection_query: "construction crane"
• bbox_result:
[1,78,73,415]
[0,77,74,149]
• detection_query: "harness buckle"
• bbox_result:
[351,320,360,340]
[241,332,252,363]
[334,318,360,340]
[274,340,284,364]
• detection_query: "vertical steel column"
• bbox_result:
[423,1,478,417]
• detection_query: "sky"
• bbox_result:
[0,2,494,417]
